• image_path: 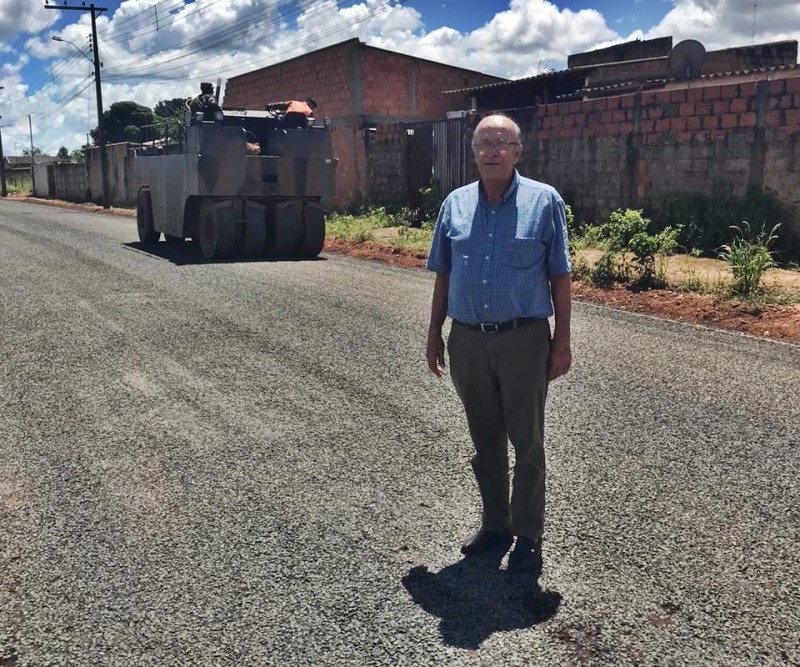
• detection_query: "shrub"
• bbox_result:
[718,221,780,298]
[590,251,630,287]
[419,178,443,224]
[596,209,680,287]
[603,208,649,252]
[571,253,591,281]
[629,225,681,288]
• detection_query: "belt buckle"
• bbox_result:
[480,322,500,333]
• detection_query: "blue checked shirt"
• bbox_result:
[426,170,571,324]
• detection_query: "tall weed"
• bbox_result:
[718,221,780,298]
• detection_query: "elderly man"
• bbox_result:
[425,113,572,574]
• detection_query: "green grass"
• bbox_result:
[389,226,433,252]
[676,269,705,293]
[326,213,380,242]
[326,206,432,249]
[5,182,32,195]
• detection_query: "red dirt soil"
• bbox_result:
[324,238,800,346]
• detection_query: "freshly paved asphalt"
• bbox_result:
[1,199,798,667]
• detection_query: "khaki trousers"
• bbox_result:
[448,319,550,540]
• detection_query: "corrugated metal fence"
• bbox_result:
[404,117,472,208]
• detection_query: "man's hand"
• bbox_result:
[548,338,572,381]
[426,330,446,377]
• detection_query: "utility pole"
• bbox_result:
[0,85,6,198]
[28,114,36,196]
[45,2,110,209]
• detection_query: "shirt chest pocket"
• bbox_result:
[508,238,546,268]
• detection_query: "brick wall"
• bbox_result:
[358,47,501,118]
[223,40,356,119]
[527,74,800,245]
[223,39,501,206]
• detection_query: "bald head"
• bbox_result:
[474,114,522,144]
[471,114,523,191]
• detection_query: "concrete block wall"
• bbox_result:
[569,37,672,68]
[705,41,798,72]
[54,163,88,201]
[365,123,407,204]
[85,142,132,205]
[587,58,668,86]
[530,73,800,244]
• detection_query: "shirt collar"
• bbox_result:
[479,169,520,205]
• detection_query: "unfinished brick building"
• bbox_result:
[222,38,504,206]
[452,38,800,250]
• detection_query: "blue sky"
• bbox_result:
[0,0,798,153]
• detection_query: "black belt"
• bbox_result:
[454,317,543,333]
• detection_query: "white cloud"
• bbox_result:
[361,0,620,79]
[1,0,624,153]
[7,0,799,156]
[0,0,57,42]
[645,0,800,52]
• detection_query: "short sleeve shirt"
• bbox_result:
[426,170,571,323]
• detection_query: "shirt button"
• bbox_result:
[491,211,496,215]
[482,280,487,284]
[489,233,493,237]
[484,304,488,309]
[485,256,489,260]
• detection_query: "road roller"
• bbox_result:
[131,99,336,260]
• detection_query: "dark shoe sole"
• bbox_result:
[460,531,514,556]
[508,552,543,574]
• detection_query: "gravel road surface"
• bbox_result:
[1,200,798,666]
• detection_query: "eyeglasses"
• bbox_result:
[471,140,521,154]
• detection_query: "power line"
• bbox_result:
[10,0,308,105]
[106,0,401,81]
[103,0,310,73]
[14,0,404,125]
[3,77,95,126]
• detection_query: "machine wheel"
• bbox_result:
[241,202,266,258]
[164,234,183,243]
[266,201,302,258]
[297,202,326,258]
[136,189,159,243]
[198,198,235,260]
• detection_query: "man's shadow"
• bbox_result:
[402,550,561,649]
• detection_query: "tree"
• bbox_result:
[89,101,159,144]
[57,146,70,160]
[154,98,189,118]
[69,148,85,163]
[22,146,48,157]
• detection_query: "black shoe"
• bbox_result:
[460,529,513,556]
[508,536,543,574]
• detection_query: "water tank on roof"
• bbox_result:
[669,40,706,79]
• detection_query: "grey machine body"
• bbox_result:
[131,107,337,260]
